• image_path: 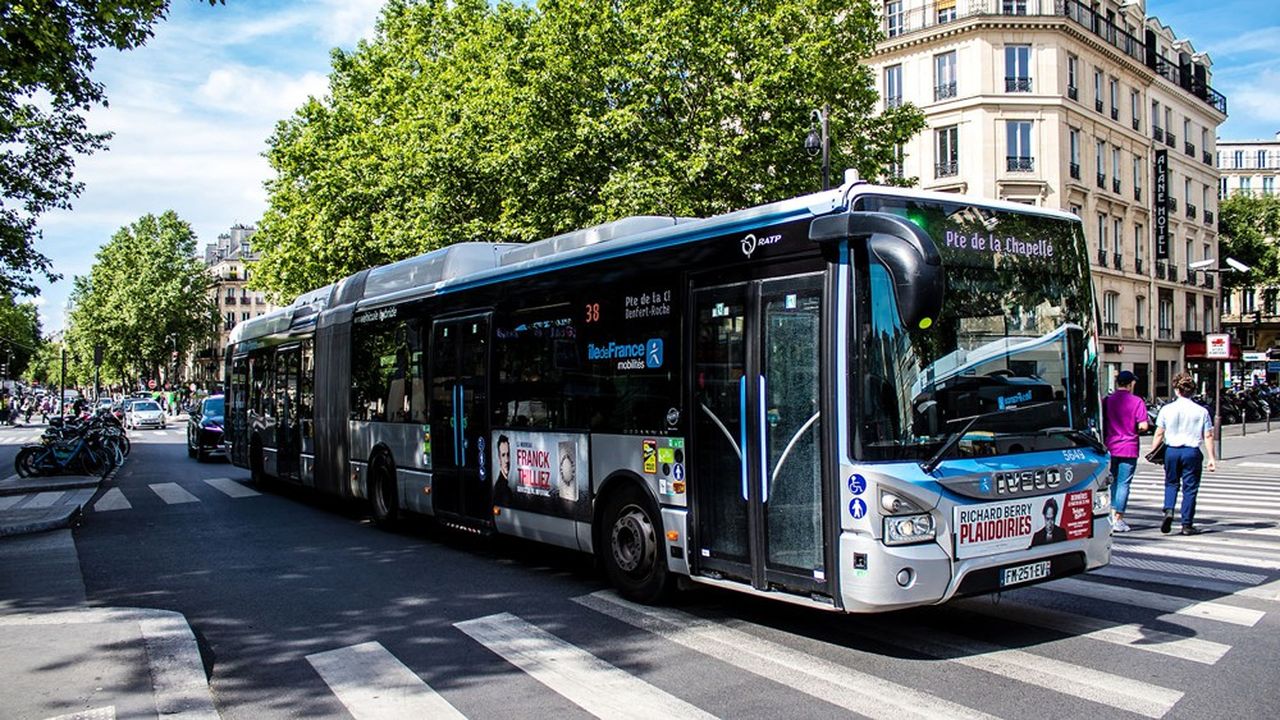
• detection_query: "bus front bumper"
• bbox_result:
[837,514,1111,613]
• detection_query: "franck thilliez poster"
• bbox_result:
[954,490,1092,559]
[491,430,586,503]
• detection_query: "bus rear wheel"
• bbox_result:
[601,485,672,604]
[370,460,400,529]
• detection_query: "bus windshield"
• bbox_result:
[855,196,1100,462]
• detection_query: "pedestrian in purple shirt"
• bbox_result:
[1102,370,1149,532]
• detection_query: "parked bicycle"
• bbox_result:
[14,411,130,478]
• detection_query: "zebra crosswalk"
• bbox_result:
[90,478,259,512]
[290,465,1280,720]
[0,428,186,445]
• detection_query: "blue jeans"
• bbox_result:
[1163,446,1203,526]
[1109,456,1136,514]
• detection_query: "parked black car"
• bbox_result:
[187,395,225,462]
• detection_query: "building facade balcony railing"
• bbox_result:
[1185,142,1196,157]
[1103,321,1120,336]
[1169,196,1178,212]
[1097,249,1108,267]
[1158,327,1174,341]
[935,161,958,178]
[1203,150,1213,166]
[1135,324,1146,339]
[1135,258,1144,275]
[1006,77,1033,92]
[255,297,266,304]
[1069,162,1080,179]
[1155,260,1167,280]
[1168,263,1179,283]
[1097,173,1106,189]
[1134,187,1142,202]
[1094,98,1104,112]
[1203,273,1215,290]
[1185,270,1198,286]
[877,0,1227,115]
[1112,178,1121,194]
[1153,126,1165,142]
[1007,156,1035,172]
[1113,253,1123,271]
[1187,203,1197,219]
[1165,131,1176,148]
[934,82,957,100]
[1110,107,1119,121]
[1204,210,1215,226]
[1067,86,1078,101]
[885,96,902,109]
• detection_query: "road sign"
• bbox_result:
[1205,333,1231,359]
[148,379,157,390]
[1243,351,1268,362]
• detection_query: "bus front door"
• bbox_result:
[429,314,492,524]
[691,271,828,595]
[275,346,300,479]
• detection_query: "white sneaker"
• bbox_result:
[1113,518,1132,533]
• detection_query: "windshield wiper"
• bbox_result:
[920,401,1059,475]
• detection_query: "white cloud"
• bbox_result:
[197,65,329,120]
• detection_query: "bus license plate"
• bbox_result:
[1001,560,1051,587]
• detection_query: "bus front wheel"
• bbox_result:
[601,484,672,604]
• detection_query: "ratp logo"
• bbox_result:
[741,233,758,257]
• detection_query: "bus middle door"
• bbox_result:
[429,314,492,524]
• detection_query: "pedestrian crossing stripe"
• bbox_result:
[1046,577,1264,627]
[307,641,466,720]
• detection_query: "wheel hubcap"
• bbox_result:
[611,504,656,574]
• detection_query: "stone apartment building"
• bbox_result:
[1217,133,1280,383]
[191,224,277,386]
[868,0,1226,398]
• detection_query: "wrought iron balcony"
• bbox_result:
[1097,249,1108,266]
[1185,142,1196,157]
[1169,196,1178,212]
[1203,273,1214,290]
[1153,127,1165,142]
[935,82,957,101]
[1070,162,1080,179]
[1134,187,1142,202]
[1068,86,1078,101]
[1113,178,1122,194]
[1132,118,1140,131]
[935,161,958,178]
[1006,77,1033,92]
[885,96,902,109]
[1203,150,1213,165]
[1135,258,1144,275]
[1205,210,1215,226]
[1113,253,1123,271]
[1136,324,1146,338]
[1111,107,1119,121]
[1095,98,1104,112]
[1187,203,1197,219]
[1155,261,1167,280]
[1168,263,1179,282]
[1103,322,1120,336]
[1166,131,1176,148]
[1097,173,1106,189]
[1007,156,1035,172]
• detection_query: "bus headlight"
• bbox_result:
[883,513,936,546]
[880,489,926,515]
[1093,489,1111,516]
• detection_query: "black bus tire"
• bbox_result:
[600,484,673,604]
[370,458,400,529]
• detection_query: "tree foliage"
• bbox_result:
[64,211,218,386]
[0,0,221,296]
[0,295,43,378]
[1218,193,1280,290]
[253,0,925,299]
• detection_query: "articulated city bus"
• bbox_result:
[225,180,1111,612]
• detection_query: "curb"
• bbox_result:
[0,455,128,538]
[0,607,218,719]
[0,475,99,497]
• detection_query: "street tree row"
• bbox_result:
[250,0,925,300]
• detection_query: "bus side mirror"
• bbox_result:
[810,211,945,331]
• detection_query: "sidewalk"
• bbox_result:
[0,464,219,718]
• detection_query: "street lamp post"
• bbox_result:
[804,104,831,191]
[1191,256,1251,460]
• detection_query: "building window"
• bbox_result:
[1095,141,1106,187]
[1241,177,1253,194]
[1109,77,1119,119]
[1097,213,1107,258]
[1093,69,1104,111]
[1006,120,1033,171]
[1130,90,1140,130]
[1136,295,1147,337]
[1224,291,1233,314]
[1158,296,1173,337]
[1113,218,1123,257]
[1234,150,1244,168]
[1133,155,1143,198]
[889,143,904,179]
[935,125,958,177]
[1151,100,1162,139]
[1069,129,1080,179]
[1135,223,1145,269]
[1112,146,1121,192]
[1005,45,1031,92]
[1258,150,1268,167]
[1185,295,1197,332]
[1265,177,1276,195]
[1103,291,1119,335]
[1002,0,1028,14]
[885,1,903,37]
[1067,54,1078,100]
[934,51,957,100]
[937,0,957,23]
[1245,289,1257,313]
[884,65,902,108]
[1203,296,1214,334]
[1221,177,1229,197]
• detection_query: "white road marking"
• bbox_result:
[44,705,116,720]
[23,491,64,509]
[149,483,200,505]
[1114,542,1280,570]
[1049,577,1265,627]
[1239,461,1280,469]
[203,477,260,498]
[954,597,1230,665]
[456,612,715,720]
[307,641,466,720]
[93,488,132,512]
[575,592,1001,720]
[0,494,23,510]
[1117,532,1280,553]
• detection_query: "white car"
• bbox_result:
[126,400,166,430]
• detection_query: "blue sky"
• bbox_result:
[29,0,1280,333]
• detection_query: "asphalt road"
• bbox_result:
[34,425,1280,719]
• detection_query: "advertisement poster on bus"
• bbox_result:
[491,430,587,506]
[954,490,1092,559]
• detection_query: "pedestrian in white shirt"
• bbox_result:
[1151,373,1217,535]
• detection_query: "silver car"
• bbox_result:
[126,400,166,430]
